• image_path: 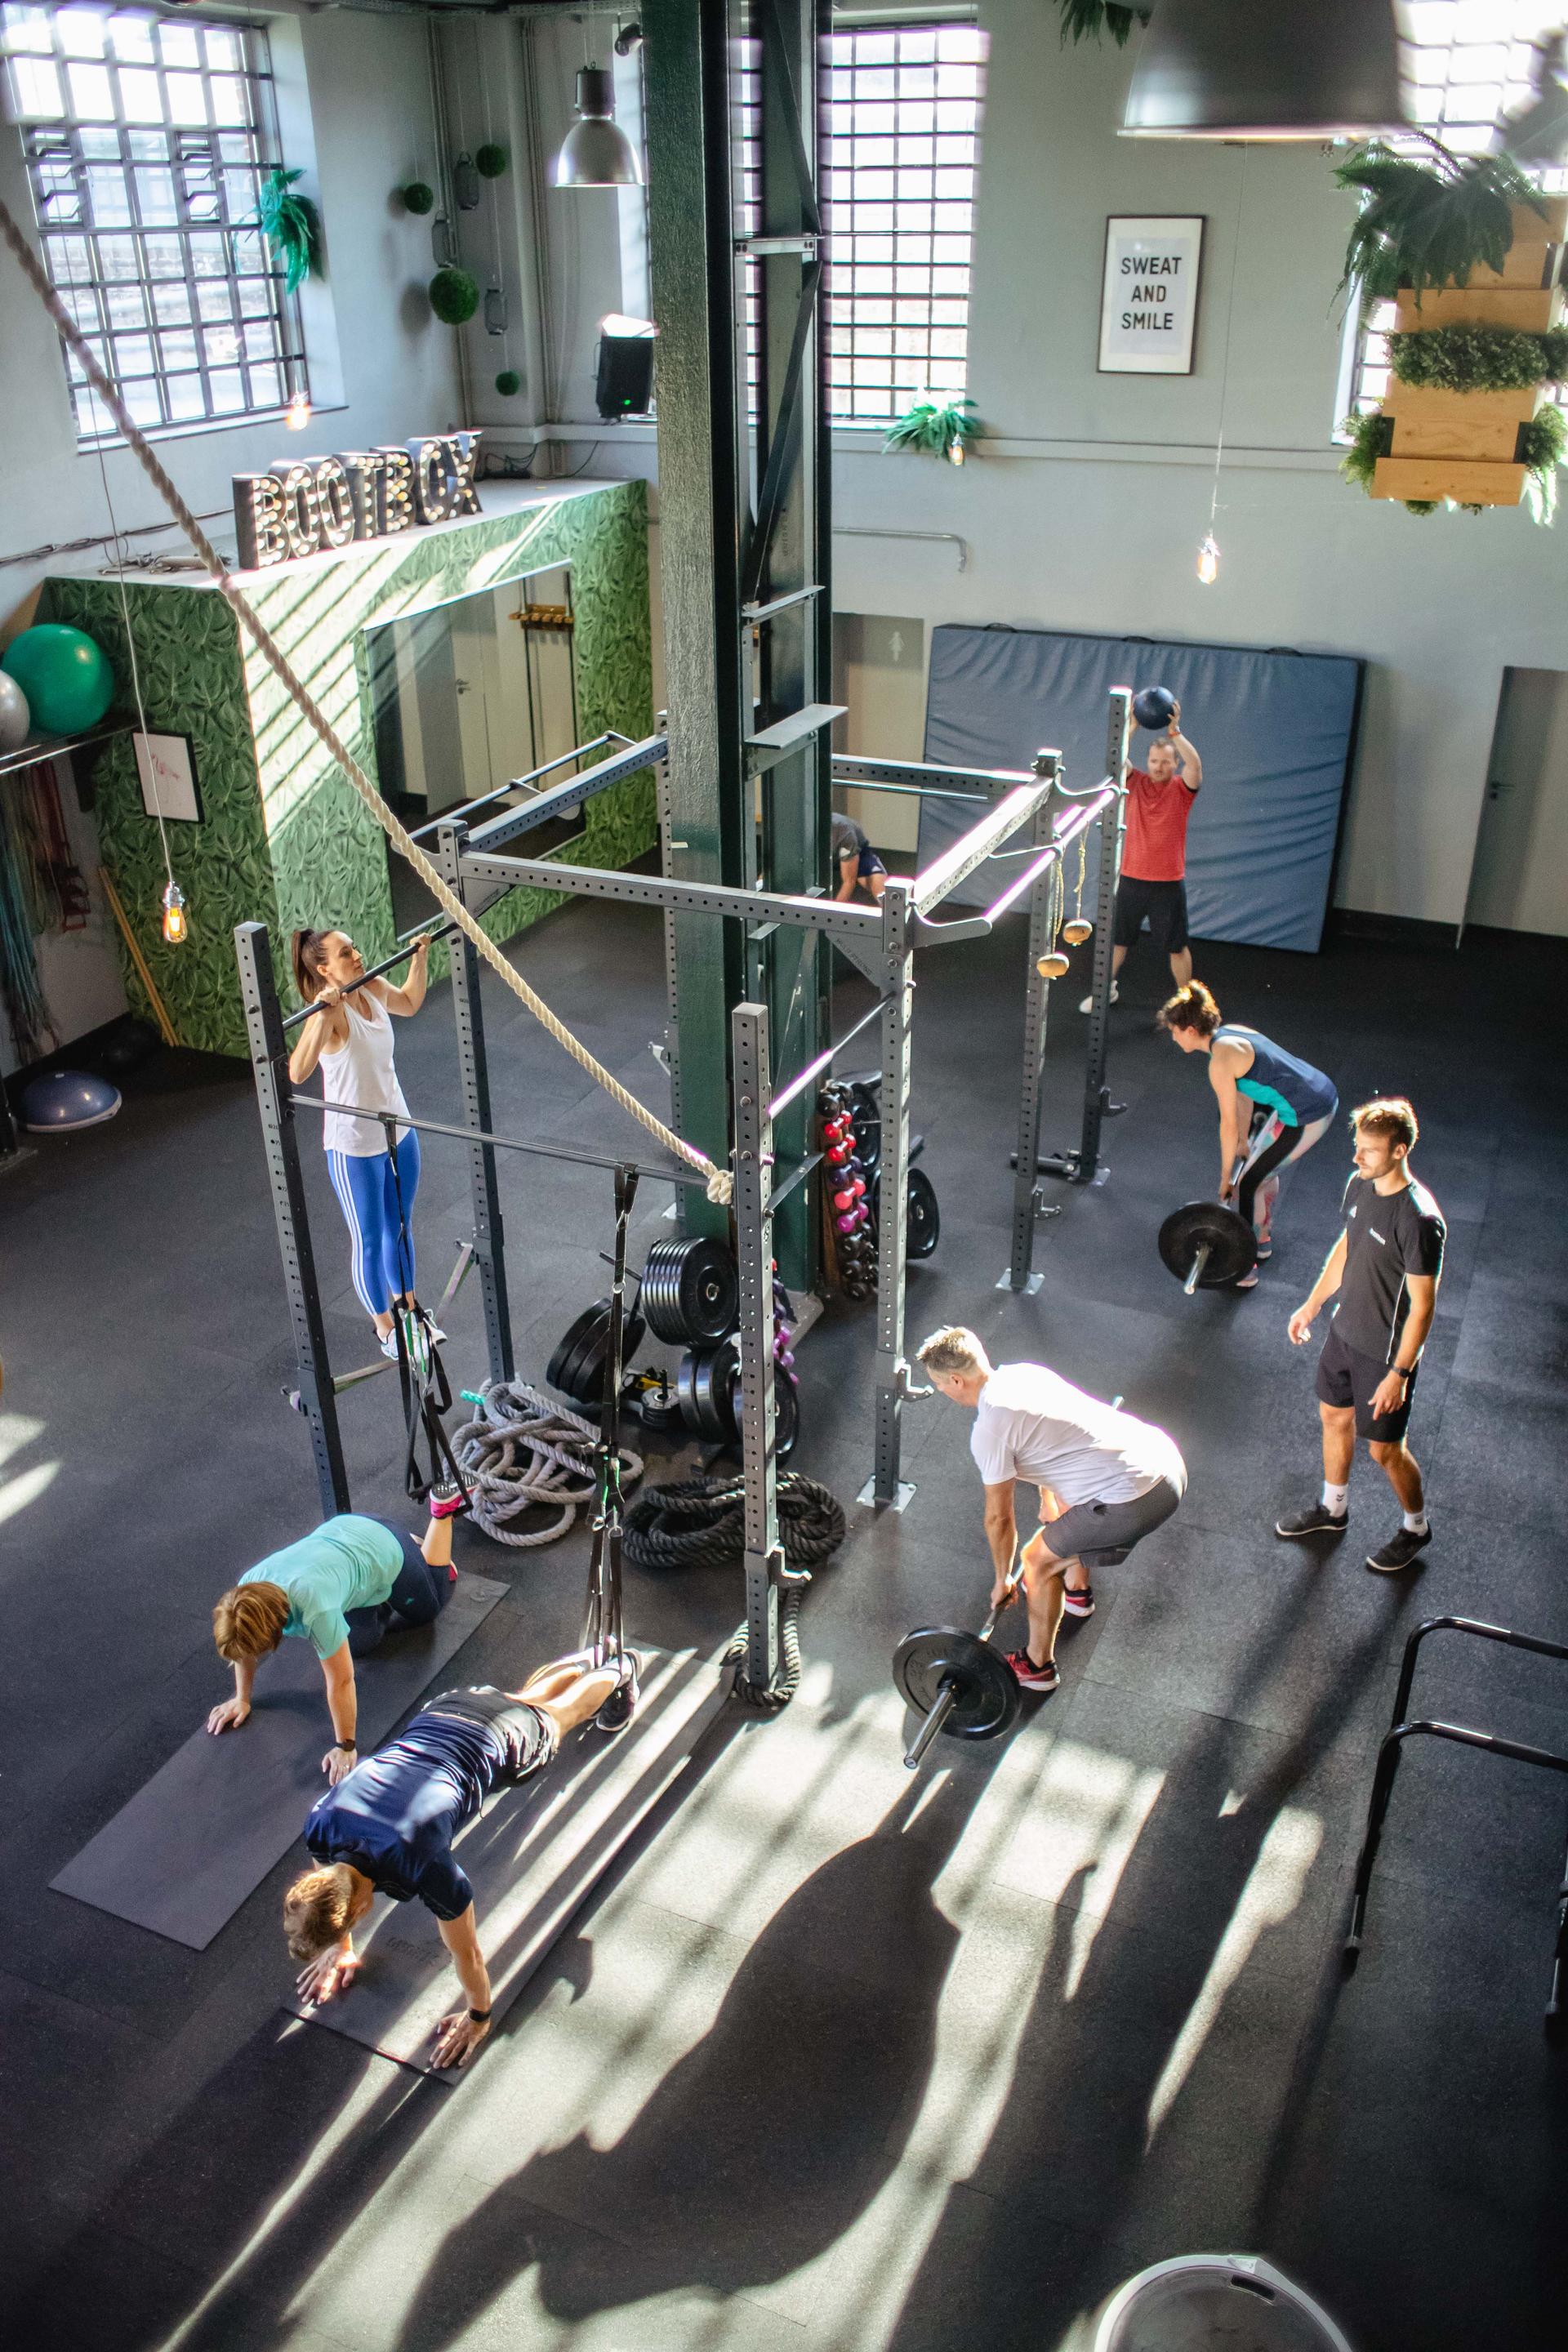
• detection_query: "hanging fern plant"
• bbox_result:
[1056,0,1150,43]
[1335,140,1547,308]
[251,167,322,296]
[884,395,980,464]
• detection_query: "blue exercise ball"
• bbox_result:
[1131,684,1177,733]
[20,1069,122,1132]
[0,669,29,751]
[2,623,114,735]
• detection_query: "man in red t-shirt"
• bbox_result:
[1080,701,1202,1009]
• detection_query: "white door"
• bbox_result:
[1468,666,1568,937]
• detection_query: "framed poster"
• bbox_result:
[1099,216,1205,375]
[133,731,203,822]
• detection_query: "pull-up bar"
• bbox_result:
[278,924,453,1035]
[912,782,1116,946]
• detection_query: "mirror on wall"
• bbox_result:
[365,564,582,932]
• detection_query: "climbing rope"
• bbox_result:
[452,1379,644,1548]
[0,198,732,1207]
[623,1472,846,1575]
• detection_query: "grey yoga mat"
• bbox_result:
[51,1573,507,1950]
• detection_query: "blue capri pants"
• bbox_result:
[325,1130,421,1316]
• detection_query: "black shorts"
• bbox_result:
[1037,1473,1183,1568]
[418,1686,558,1779]
[1112,876,1188,956]
[1315,1325,1418,1442]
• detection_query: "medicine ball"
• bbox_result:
[1131,684,1176,733]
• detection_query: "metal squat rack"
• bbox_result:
[236,693,1129,1692]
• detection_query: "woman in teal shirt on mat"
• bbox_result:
[204,1497,463,1782]
[1160,980,1339,1288]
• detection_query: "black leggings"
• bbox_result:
[1235,1120,1298,1231]
[345,1523,451,1656]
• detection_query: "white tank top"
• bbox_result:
[318,993,411,1157]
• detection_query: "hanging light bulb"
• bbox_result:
[1196,533,1220,586]
[552,67,643,188]
[948,436,965,467]
[284,389,311,432]
[161,878,188,945]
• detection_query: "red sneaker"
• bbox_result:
[1004,1649,1060,1695]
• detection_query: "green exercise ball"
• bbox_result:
[475,143,509,179]
[429,266,479,326]
[495,368,521,397]
[402,180,434,215]
[2,623,114,734]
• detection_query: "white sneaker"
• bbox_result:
[1079,984,1120,1013]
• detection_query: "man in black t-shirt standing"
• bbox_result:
[1276,1097,1446,1572]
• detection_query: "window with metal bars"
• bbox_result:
[821,20,985,425]
[1335,3,1568,430]
[1,2,306,443]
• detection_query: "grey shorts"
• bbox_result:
[420,1685,559,1779]
[1036,1475,1183,1569]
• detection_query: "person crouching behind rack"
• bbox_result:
[288,924,431,1361]
[207,1496,465,1784]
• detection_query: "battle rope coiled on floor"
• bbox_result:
[623,1472,848,1711]
[622,1472,847,1575]
[452,1379,644,1548]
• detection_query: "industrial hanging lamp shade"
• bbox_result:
[552,67,643,188]
[1120,0,1406,141]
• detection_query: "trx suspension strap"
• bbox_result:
[382,1114,470,1508]
[582,1164,638,1668]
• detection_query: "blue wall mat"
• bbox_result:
[919,626,1362,951]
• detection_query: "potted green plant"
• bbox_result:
[883,395,980,466]
[250,167,322,295]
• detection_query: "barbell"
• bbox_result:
[1157,1199,1258,1294]
[893,1557,1026,1771]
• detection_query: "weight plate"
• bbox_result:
[568,1307,647,1406]
[642,1236,739,1344]
[906,1165,940,1259]
[1158,1199,1258,1290]
[548,1301,608,1396]
[893,1626,1020,1744]
[635,1379,685,1433]
[724,1364,799,1462]
[677,1339,740,1442]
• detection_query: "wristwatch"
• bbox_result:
[335,1740,357,1753]
[468,2007,492,2022]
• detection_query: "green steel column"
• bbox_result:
[644,0,749,1242]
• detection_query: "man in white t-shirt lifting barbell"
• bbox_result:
[916,1328,1186,1697]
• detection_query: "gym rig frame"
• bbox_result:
[235,693,1127,1694]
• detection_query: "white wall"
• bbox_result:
[1467,666,1568,934]
[0,3,464,626]
[514,0,1568,932]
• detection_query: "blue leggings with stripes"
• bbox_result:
[325,1132,421,1316]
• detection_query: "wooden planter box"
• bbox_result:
[1373,204,1563,507]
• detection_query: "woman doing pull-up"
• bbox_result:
[1160,981,1339,1285]
[289,927,430,1357]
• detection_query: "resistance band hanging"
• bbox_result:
[582,1163,639,1671]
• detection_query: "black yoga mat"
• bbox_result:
[51,1573,507,1950]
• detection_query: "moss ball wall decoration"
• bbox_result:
[429,266,480,325]
[402,180,435,216]
[475,144,509,179]
[495,369,521,397]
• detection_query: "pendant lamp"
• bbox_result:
[552,66,643,188]
[1121,0,1405,141]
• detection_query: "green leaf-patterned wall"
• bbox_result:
[45,480,655,1056]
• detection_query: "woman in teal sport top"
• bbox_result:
[204,1499,462,1783]
[1160,981,1339,1286]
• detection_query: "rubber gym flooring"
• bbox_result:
[2,898,1566,2352]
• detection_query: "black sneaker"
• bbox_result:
[1061,1584,1095,1619]
[595,1651,641,1732]
[1367,1524,1432,1574]
[1275,1502,1349,1538]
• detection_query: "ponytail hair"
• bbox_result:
[292,927,331,1003]
[1158,980,1221,1038]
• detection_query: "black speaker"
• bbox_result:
[595,334,655,420]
